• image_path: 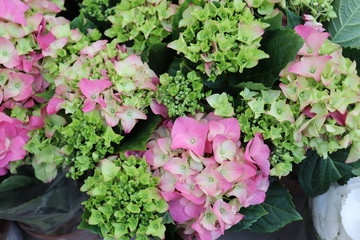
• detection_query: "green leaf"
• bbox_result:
[118,112,161,152]
[78,210,102,235]
[342,47,360,73]
[328,0,360,48]
[247,179,302,233]
[229,29,304,90]
[285,8,302,29]
[297,150,343,197]
[35,89,55,101]
[70,13,97,34]
[0,175,40,193]
[262,12,283,31]
[141,43,174,76]
[228,204,268,232]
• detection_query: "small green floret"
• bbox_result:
[157,70,205,117]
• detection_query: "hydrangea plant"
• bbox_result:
[105,0,178,52]
[144,113,270,239]
[279,22,360,163]
[81,154,168,240]
[168,0,269,81]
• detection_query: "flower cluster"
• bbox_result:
[144,114,270,240]
[287,0,336,22]
[168,1,269,80]
[81,155,168,239]
[46,40,158,132]
[237,88,304,177]
[280,22,360,162]
[0,0,66,110]
[105,0,178,52]
[157,70,205,117]
[80,0,117,22]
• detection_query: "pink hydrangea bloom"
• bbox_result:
[0,37,20,68]
[294,25,330,56]
[288,55,332,82]
[117,105,147,133]
[80,40,108,58]
[145,113,271,240]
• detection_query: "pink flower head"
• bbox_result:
[195,166,232,196]
[117,105,147,133]
[0,0,30,26]
[208,118,240,142]
[4,72,34,102]
[171,117,209,156]
[0,37,20,68]
[295,25,330,56]
[244,133,270,176]
[46,97,65,114]
[79,78,112,112]
[288,55,332,82]
[175,175,206,205]
[79,40,108,58]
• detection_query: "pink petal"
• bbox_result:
[171,117,209,156]
[79,78,112,98]
[150,100,168,118]
[244,133,270,176]
[0,37,20,68]
[46,97,65,114]
[0,0,30,26]
[288,55,332,82]
[208,118,240,142]
[79,40,107,58]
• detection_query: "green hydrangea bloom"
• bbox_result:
[81,155,168,239]
[105,0,177,52]
[207,92,234,117]
[157,70,205,117]
[169,0,269,81]
[59,109,123,179]
[80,0,117,22]
[237,88,305,177]
[280,39,360,162]
[287,0,337,22]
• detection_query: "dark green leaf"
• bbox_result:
[70,13,97,34]
[228,204,268,231]
[247,179,302,233]
[342,47,360,73]
[229,29,304,90]
[35,89,55,101]
[262,12,283,30]
[118,113,161,152]
[0,175,40,193]
[298,150,342,197]
[285,8,302,29]
[141,43,174,75]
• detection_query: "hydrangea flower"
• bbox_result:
[144,113,270,240]
[168,1,269,80]
[81,155,168,239]
[279,20,360,162]
[105,0,178,52]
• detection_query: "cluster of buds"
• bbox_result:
[144,113,270,240]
